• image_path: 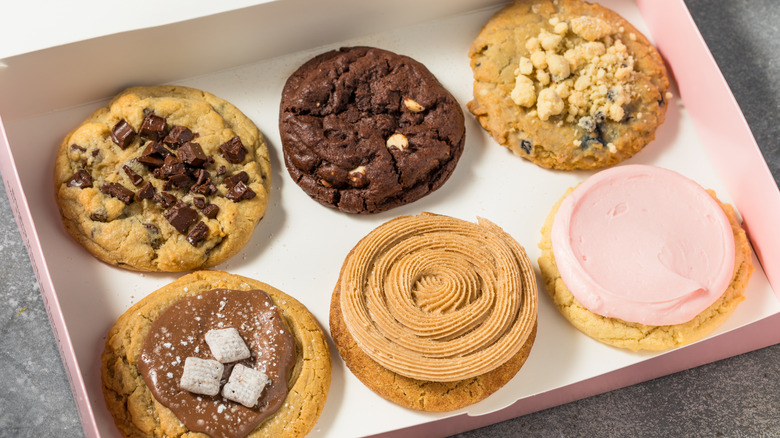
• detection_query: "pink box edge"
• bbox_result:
[0,116,101,438]
[369,312,780,438]
[0,0,778,436]
[637,0,780,300]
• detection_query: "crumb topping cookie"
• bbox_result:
[279,47,466,214]
[101,271,332,437]
[54,86,271,271]
[330,213,537,411]
[468,0,670,170]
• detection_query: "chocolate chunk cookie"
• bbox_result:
[279,46,466,214]
[468,0,670,170]
[54,85,271,271]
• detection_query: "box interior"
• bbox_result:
[1,1,778,437]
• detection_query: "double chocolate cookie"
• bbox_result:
[54,86,271,271]
[279,46,466,214]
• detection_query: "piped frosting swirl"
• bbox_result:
[339,213,537,382]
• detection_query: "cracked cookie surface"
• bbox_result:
[468,0,670,170]
[279,46,465,214]
[54,85,271,271]
[538,188,754,351]
[101,270,332,437]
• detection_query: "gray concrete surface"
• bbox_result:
[0,0,778,437]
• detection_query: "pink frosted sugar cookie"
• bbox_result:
[538,165,754,351]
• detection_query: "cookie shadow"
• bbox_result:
[308,335,348,436]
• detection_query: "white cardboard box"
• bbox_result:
[1,1,779,437]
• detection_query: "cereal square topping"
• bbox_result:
[179,357,223,396]
[221,364,269,408]
[205,327,251,363]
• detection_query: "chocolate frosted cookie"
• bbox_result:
[54,85,271,271]
[468,0,670,170]
[101,270,332,438]
[279,46,466,214]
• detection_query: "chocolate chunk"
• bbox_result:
[144,223,163,249]
[138,141,173,168]
[168,172,192,190]
[70,144,86,152]
[137,154,164,168]
[202,203,219,219]
[520,140,532,154]
[154,192,177,208]
[111,120,136,149]
[193,169,210,186]
[90,211,108,222]
[190,169,216,196]
[178,142,208,168]
[100,182,135,204]
[217,165,227,176]
[154,155,186,180]
[164,201,198,233]
[186,221,209,246]
[193,197,207,209]
[223,171,249,188]
[91,149,100,158]
[219,136,247,164]
[136,181,156,200]
[67,170,93,188]
[225,180,256,202]
[139,113,168,141]
[163,126,194,148]
[191,182,217,196]
[122,165,144,186]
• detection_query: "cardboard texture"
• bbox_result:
[1,1,778,437]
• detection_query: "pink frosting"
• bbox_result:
[551,165,735,326]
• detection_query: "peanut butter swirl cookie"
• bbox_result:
[54,85,271,271]
[330,213,537,411]
[468,0,670,169]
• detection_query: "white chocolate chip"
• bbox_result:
[403,98,425,113]
[386,133,408,151]
[348,165,368,187]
